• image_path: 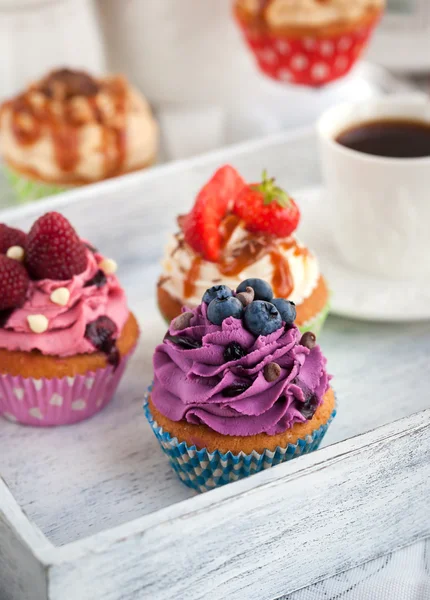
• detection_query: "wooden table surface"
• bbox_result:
[1,75,429,599]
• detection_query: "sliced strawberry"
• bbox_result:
[181,165,245,262]
[26,212,87,280]
[0,224,27,254]
[0,255,30,310]
[234,171,300,237]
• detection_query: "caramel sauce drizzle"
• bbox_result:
[2,72,128,179]
[181,214,301,300]
[184,256,202,299]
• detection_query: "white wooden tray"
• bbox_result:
[1,129,430,600]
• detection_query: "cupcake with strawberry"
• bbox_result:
[234,0,385,87]
[157,165,330,335]
[146,277,335,492]
[0,212,139,426]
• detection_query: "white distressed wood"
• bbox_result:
[2,185,430,547]
[0,125,430,599]
[41,410,430,600]
[0,481,51,600]
[284,538,430,600]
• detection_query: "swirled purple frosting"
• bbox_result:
[152,303,330,437]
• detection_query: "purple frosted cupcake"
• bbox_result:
[145,278,335,492]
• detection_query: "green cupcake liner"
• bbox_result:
[4,165,69,204]
[298,301,331,337]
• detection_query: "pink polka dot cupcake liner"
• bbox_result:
[235,17,382,87]
[0,350,134,427]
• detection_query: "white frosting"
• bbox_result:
[160,227,320,308]
[238,0,384,28]
[0,86,158,183]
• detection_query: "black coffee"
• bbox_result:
[336,119,430,158]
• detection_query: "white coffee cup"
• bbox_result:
[317,95,430,280]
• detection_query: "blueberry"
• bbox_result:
[203,285,233,305]
[299,395,319,420]
[164,332,202,350]
[222,382,251,397]
[244,301,282,336]
[223,342,247,362]
[207,293,243,325]
[272,298,296,325]
[237,278,273,302]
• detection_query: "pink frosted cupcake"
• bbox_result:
[0,212,139,426]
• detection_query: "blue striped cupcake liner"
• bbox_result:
[144,387,336,493]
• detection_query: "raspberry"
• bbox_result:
[0,224,27,254]
[26,212,87,281]
[0,255,30,310]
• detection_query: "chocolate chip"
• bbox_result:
[164,332,202,350]
[84,270,107,289]
[236,286,255,307]
[223,341,247,362]
[222,382,251,397]
[263,362,281,382]
[300,331,316,349]
[172,312,193,331]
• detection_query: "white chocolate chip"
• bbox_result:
[99,258,117,275]
[50,287,70,307]
[6,246,25,262]
[27,315,49,334]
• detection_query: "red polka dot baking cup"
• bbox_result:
[235,17,382,87]
[0,349,135,427]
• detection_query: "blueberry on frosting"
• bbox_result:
[203,285,233,305]
[222,381,251,397]
[237,278,273,302]
[164,332,202,350]
[207,290,243,325]
[223,341,247,362]
[272,298,296,325]
[244,300,282,336]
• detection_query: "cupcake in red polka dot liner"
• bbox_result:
[0,213,139,426]
[234,0,385,87]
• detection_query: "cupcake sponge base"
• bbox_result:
[0,313,139,378]
[0,313,139,426]
[145,389,336,492]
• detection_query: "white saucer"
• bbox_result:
[296,187,430,322]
